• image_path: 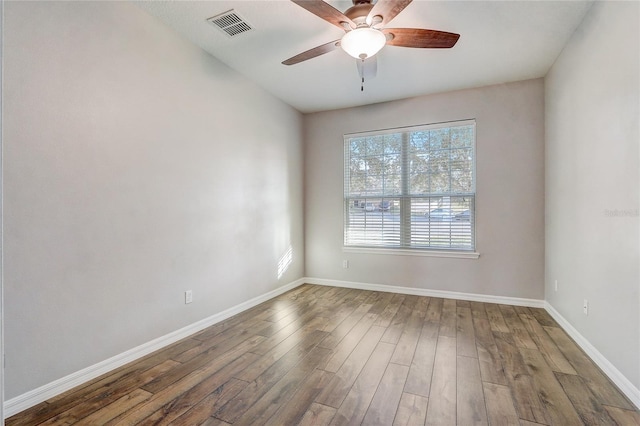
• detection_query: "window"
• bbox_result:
[344,120,475,252]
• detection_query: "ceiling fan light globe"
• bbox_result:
[340,27,386,59]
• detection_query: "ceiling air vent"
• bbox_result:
[206,10,253,37]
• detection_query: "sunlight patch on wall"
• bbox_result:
[277,245,293,279]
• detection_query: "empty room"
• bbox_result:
[1,0,639,425]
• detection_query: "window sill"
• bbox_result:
[342,246,480,259]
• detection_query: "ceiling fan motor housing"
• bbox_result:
[345,3,374,24]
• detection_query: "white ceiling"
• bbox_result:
[136,0,593,113]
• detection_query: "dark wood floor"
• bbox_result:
[7,284,639,425]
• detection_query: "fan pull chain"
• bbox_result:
[361,77,364,91]
[360,58,365,91]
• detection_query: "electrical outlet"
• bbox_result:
[583,299,588,315]
[185,290,193,304]
[554,280,558,292]
[343,260,349,269]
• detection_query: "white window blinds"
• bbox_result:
[344,120,476,251]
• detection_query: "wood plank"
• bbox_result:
[299,403,337,426]
[255,307,308,337]
[322,313,378,372]
[260,303,298,324]
[316,325,386,407]
[519,314,577,375]
[485,304,510,333]
[232,346,331,425]
[482,382,520,426]
[351,287,377,304]
[544,325,635,410]
[438,299,457,338]
[174,322,270,363]
[283,283,316,299]
[528,307,558,327]
[249,309,328,356]
[199,302,275,333]
[414,294,431,317]
[318,297,360,333]
[498,304,537,349]
[456,300,471,308]
[469,301,487,319]
[392,393,428,426]
[191,304,275,342]
[38,360,179,425]
[456,355,488,425]
[366,291,395,316]
[318,302,373,349]
[293,283,331,301]
[201,418,231,426]
[390,297,428,365]
[314,286,351,306]
[264,369,334,426]
[361,363,409,425]
[381,295,419,343]
[106,352,260,425]
[472,317,507,385]
[141,334,265,394]
[492,331,550,424]
[602,405,640,425]
[214,334,328,423]
[512,305,532,316]
[69,389,152,426]
[361,290,385,307]
[373,293,406,327]
[425,335,457,425]
[424,297,443,324]
[261,295,303,322]
[519,347,583,425]
[137,357,262,424]
[329,342,395,425]
[556,372,617,425]
[18,338,200,425]
[403,321,438,397]
[170,379,248,426]
[237,328,328,382]
[456,306,478,358]
[6,402,52,426]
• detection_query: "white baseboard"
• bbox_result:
[3,278,306,418]
[304,277,546,308]
[544,302,640,410]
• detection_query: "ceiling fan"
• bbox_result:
[282,0,460,87]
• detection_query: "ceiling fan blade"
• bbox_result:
[282,39,341,65]
[357,56,377,80]
[367,0,412,27]
[291,0,355,30]
[382,28,460,48]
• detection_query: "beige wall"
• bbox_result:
[304,79,545,299]
[545,1,639,389]
[3,1,304,398]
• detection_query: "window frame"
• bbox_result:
[343,119,478,257]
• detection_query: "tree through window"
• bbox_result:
[344,120,476,251]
